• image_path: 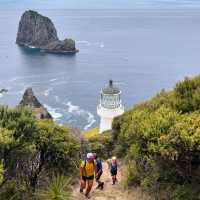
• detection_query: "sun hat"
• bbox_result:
[87,153,93,159]
[112,156,116,160]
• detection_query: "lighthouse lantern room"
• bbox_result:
[97,80,124,133]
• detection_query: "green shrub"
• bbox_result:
[171,184,200,200]
[174,76,200,113]
[112,74,200,197]
[0,106,80,198]
[84,129,114,159]
[0,179,30,200]
[125,160,140,187]
[36,175,71,200]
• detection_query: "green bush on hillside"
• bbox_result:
[0,179,28,200]
[0,106,80,199]
[174,76,200,112]
[113,75,200,199]
[84,128,114,159]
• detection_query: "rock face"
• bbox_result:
[19,88,53,120]
[0,89,8,94]
[16,10,78,54]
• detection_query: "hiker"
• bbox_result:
[80,153,97,199]
[93,153,104,190]
[107,156,118,185]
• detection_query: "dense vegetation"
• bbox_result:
[112,75,200,199]
[1,75,200,199]
[83,128,114,160]
[0,106,80,199]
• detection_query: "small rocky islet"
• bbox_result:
[0,89,8,94]
[19,87,53,120]
[16,10,78,54]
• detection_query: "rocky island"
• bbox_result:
[19,87,53,120]
[0,89,8,94]
[16,10,78,54]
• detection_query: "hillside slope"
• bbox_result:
[112,75,200,199]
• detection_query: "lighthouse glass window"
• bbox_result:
[102,94,120,109]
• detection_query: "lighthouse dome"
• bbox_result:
[102,80,120,95]
[100,80,121,109]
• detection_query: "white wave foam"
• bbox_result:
[84,112,96,130]
[7,72,67,83]
[69,40,105,49]
[93,42,105,48]
[64,101,96,130]
[28,45,37,49]
[50,78,57,82]
[44,104,63,120]
[76,40,91,46]
[44,88,53,96]
[50,80,68,86]
[8,75,42,82]
[0,94,3,98]
[65,101,80,113]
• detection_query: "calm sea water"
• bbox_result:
[0,9,200,130]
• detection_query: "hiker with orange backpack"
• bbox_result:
[80,153,97,199]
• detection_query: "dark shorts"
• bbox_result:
[96,170,103,181]
[82,175,94,181]
[111,169,117,176]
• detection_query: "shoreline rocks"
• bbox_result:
[19,88,53,120]
[0,89,8,94]
[16,10,78,54]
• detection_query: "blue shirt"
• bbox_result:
[96,159,102,172]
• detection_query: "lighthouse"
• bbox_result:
[97,80,124,133]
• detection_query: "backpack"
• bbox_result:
[82,160,95,176]
[110,161,117,172]
[96,159,102,172]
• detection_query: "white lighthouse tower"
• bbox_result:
[97,80,124,133]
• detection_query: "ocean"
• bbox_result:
[0,9,200,130]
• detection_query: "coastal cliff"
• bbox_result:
[16,10,78,54]
[19,87,53,120]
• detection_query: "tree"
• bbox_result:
[0,106,80,198]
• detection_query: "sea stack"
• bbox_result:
[16,10,78,54]
[19,88,53,120]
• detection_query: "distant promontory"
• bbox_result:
[16,10,78,54]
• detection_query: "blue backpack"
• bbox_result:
[96,159,102,172]
[110,161,117,172]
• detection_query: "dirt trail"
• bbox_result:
[72,162,150,200]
